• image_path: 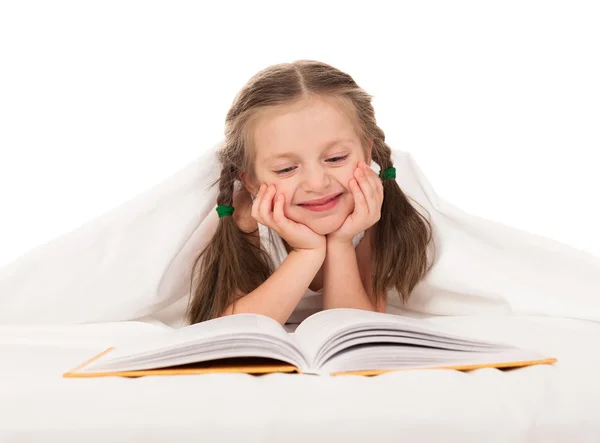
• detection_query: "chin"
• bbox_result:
[289,206,351,236]
[305,217,346,236]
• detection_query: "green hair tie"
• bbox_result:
[380,167,396,180]
[216,205,235,218]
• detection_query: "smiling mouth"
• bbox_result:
[298,193,342,206]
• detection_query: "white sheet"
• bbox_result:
[2,142,600,326]
[1,141,600,440]
[1,316,599,443]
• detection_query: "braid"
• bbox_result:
[371,135,434,304]
[186,161,273,324]
[217,164,236,207]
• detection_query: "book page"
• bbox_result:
[319,345,549,375]
[294,308,512,367]
[293,309,391,362]
[85,313,301,370]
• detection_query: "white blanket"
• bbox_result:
[1,316,599,442]
[1,142,599,325]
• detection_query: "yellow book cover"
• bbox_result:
[63,309,557,378]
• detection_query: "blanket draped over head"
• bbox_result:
[1,142,599,326]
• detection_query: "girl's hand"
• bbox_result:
[251,183,327,252]
[327,161,384,245]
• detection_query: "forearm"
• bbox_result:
[222,248,326,325]
[322,240,376,311]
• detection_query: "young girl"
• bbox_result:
[187,60,433,327]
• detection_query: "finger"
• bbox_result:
[251,183,266,222]
[349,177,367,213]
[362,162,384,207]
[360,162,384,207]
[272,193,291,229]
[361,162,382,193]
[259,184,276,226]
[355,166,375,211]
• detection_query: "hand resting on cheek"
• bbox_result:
[251,182,327,252]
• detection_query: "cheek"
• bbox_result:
[340,164,359,187]
[273,186,294,209]
[262,180,289,199]
[340,191,355,213]
[279,187,294,203]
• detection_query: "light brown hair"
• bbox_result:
[187,60,434,324]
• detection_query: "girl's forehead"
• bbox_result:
[252,100,361,164]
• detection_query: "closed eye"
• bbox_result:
[327,155,349,163]
[274,166,295,175]
[274,155,349,176]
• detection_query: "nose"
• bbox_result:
[301,163,332,192]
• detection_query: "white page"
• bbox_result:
[319,346,546,375]
[294,308,509,366]
[82,342,302,373]
[93,313,293,364]
[314,332,502,368]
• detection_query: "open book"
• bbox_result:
[64,309,556,378]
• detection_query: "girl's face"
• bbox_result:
[244,96,370,236]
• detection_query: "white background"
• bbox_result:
[0,1,598,268]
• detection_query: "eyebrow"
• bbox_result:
[264,138,354,162]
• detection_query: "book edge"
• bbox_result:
[63,347,116,377]
[329,357,558,376]
[62,348,557,379]
[63,347,300,378]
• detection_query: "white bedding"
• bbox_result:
[1,316,599,443]
[1,142,600,441]
[2,144,600,326]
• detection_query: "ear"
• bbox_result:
[239,171,258,196]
